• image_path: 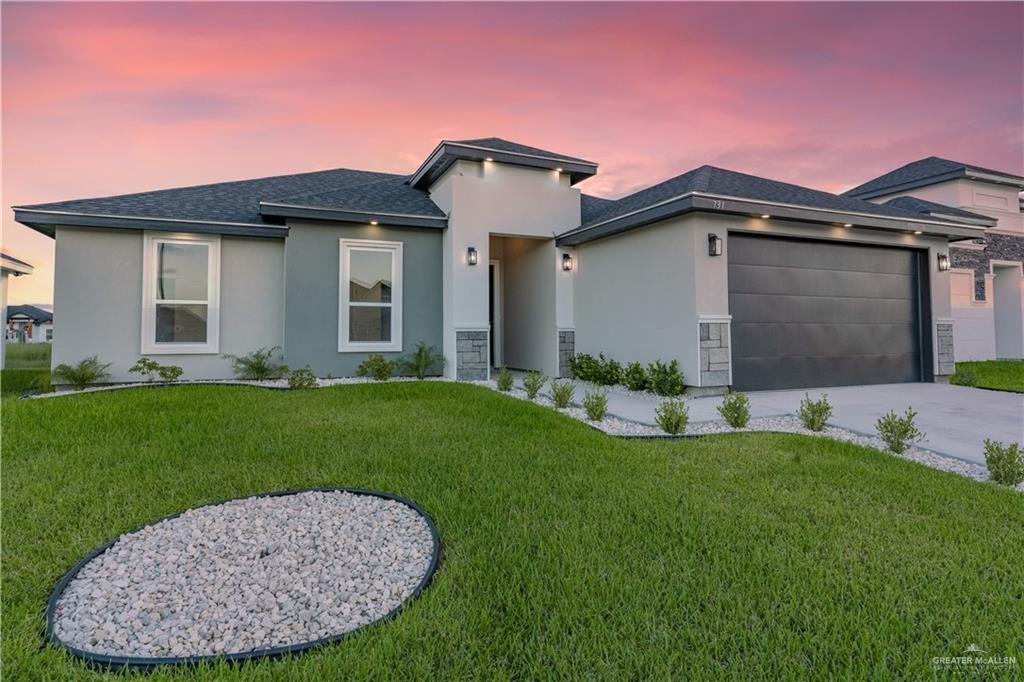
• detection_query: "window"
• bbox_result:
[339,239,402,352]
[45,329,53,342]
[142,233,220,354]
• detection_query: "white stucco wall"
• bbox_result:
[950,268,996,360]
[500,237,558,372]
[52,227,285,382]
[870,178,1023,234]
[992,262,1024,358]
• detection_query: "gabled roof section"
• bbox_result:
[13,167,399,239]
[558,165,986,246]
[409,137,597,189]
[1,252,34,276]
[844,156,1024,199]
[7,304,52,324]
[881,196,997,227]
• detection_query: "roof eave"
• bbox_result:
[259,203,447,229]
[848,167,1024,200]
[409,142,598,190]
[12,209,289,239]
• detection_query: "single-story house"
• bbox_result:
[1,252,35,370]
[13,138,1021,390]
[6,304,54,344]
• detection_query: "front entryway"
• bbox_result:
[489,260,501,367]
[728,233,930,391]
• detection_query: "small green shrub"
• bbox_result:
[655,398,689,435]
[571,353,601,382]
[224,347,287,381]
[623,362,649,392]
[718,392,751,429]
[648,360,685,396]
[798,393,832,432]
[523,370,547,400]
[496,366,514,391]
[288,367,318,390]
[983,439,1024,486]
[357,354,395,381]
[398,342,445,379]
[952,365,979,388]
[550,379,575,408]
[129,357,183,383]
[52,356,112,390]
[157,365,183,382]
[582,388,608,421]
[875,407,924,454]
[594,355,622,386]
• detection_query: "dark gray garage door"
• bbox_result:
[728,233,926,391]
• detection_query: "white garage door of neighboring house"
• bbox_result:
[728,233,929,391]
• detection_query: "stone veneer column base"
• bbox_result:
[699,320,731,387]
[456,330,489,381]
[558,330,575,378]
[936,320,955,377]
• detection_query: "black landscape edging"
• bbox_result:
[45,487,442,672]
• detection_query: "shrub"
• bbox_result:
[224,347,287,381]
[288,367,318,390]
[496,366,514,392]
[582,388,608,421]
[983,439,1024,486]
[798,393,832,432]
[655,398,689,434]
[623,362,649,392]
[52,356,112,390]
[952,365,978,388]
[398,342,445,379]
[357,354,394,381]
[571,353,601,382]
[523,370,547,400]
[648,360,685,396]
[129,357,184,383]
[594,355,622,386]
[157,365,184,382]
[550,379,575,408]
[875,407,924,454]
[718,392,751,429]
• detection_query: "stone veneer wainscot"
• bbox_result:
[699,320,730,387]
[455,330,489,381]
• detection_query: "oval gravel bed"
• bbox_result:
[46,488,440,669]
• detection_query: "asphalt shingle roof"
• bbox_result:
[881,196,996,224]
[6,304,51,324]
[451,138,596,165]
[844,156,1024,198]
[580,194,617,223]
[268,175,446,217]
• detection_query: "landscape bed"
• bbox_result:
[3,382,1023,680]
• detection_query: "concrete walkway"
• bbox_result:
[514,373,1023,465]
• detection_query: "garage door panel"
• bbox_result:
[728,233,923,391]
[732,322,921,359]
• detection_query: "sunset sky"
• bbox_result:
[3,1,1022,304]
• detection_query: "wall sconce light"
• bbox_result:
[708,233,723,257]
[760,214,771,220]
[562,253,573,271]
[467,246,478,266]
[842,223,853,228]
[937,253,950,272]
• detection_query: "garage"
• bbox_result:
[728,233,929,391]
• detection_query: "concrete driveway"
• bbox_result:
[581,380,1023,465]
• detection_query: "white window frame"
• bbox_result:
[339,238,403,353]
[141,232,220,354]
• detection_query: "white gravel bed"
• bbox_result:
[51,490,436,660]
[29,376,446,399]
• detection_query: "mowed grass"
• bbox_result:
[2,343,51,396]
[4,342,51,369]
[3,383,1023,680]
[954,360,1024,393]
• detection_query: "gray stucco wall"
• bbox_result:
[283,220,443,376]
[52,227,284,382]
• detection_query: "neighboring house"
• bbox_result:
[13,138,1000,391]
[845,158,1024,361]
[6,304,54,344]
[0,252,34,370]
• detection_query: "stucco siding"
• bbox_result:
[283,220,442,375]
[52,226,284,382]
[501,237,558,374]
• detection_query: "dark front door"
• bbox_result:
[728,233,927,391]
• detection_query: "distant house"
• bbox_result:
[6,304,53,344]
[1,252,34,370]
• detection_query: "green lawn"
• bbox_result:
[4,342,51,369]
[3,383,1022,680]
[953,360,1024,393]
[2,342,51,396]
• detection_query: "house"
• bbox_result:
[6,304,54,344]
[13,137,1011,391]
[845,157,1024,361]
[1,252,34,370]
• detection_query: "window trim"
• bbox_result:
[141,232,221,354]
[338,238,403,353]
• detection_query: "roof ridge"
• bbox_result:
[264,173,416,205]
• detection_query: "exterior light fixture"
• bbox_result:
[843,223,853,228]
[485,157,494,162]
[370,220,379,226]
[760,214,771,220]
[708,233,723,257]
[555,167,563,173]
[937,253,951,271]
[913,230,923,235]
[562,253,573,271]
[467,246,478,266]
